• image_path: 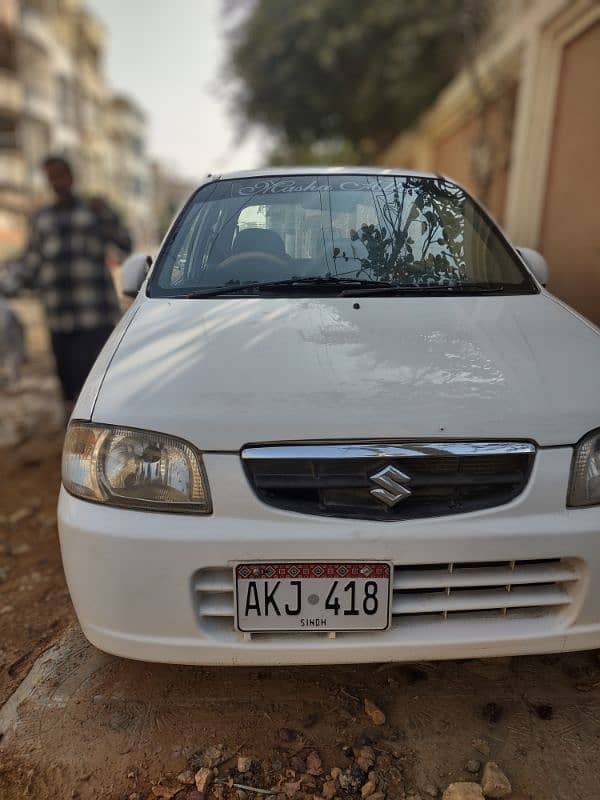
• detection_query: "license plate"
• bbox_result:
[234,562,392,633]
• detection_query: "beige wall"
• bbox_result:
[431,87,517,224]
[376,1,600,325]
[539,21,600,323]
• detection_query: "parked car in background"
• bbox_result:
[59,167,600,665]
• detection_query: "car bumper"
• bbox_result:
[58,449,600,665]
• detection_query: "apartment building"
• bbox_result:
[0,0,27,257]
[107,94,154,247]
[377,0,600,325]
[0,0,157,257]
[151,160,196,244]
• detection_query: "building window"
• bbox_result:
[0,27,17,72]
[0,116,18,149]
[56,76,78,127]
[130,135,144,156]
[130,176,144,195]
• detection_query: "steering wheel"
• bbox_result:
[217,251,291,283]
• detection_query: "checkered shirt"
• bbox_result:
[0,197,132,333]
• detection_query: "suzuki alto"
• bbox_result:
[58,167,600,665]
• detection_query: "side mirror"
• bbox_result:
[120,253,152,298]
[517,247,548,287]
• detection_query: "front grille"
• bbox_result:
[242,442,535,521]
[392,559,578,618]
[191,558,580,642]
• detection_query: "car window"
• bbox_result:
[326,175,525,287]
[238,202,325,261]
[150,174,536,296]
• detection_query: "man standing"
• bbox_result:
[0,155,132,411]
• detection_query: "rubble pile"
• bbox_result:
[141,736,514,800]
[145,738,407,800]
[0,374,63,449]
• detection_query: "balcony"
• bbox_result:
[0,69,23,114]
[79,9,105,52]
[0,150,26,189]
[23,85,54,123]
[20,8,53,52]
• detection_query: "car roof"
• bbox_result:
[213,165,439,181]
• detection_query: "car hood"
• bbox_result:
[90,293,600,449]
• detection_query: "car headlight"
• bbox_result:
[62,422,211,513]
[568,429,600,507]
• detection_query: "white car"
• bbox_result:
[58,167,600,665]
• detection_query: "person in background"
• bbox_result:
[0,155,132,413]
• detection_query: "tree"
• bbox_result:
[225,0,489,163]
[342,176,468,285]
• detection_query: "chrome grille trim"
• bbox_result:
[242,442,535,460]
[242,441,535,521]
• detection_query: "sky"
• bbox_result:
[87,0,267,182]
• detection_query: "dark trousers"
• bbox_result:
[51,325,114,403]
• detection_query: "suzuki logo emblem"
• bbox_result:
[369,465,412,507]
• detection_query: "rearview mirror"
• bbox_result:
[517,247,548,287]
[120,253,152,298]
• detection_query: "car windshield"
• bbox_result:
[149,174,536,297]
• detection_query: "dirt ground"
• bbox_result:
[2,358,600,800]
[0,431,73,707]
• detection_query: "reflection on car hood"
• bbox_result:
[90,294,600,449]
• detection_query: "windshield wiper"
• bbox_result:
[185,276,397,298]
[340,282,506,297]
